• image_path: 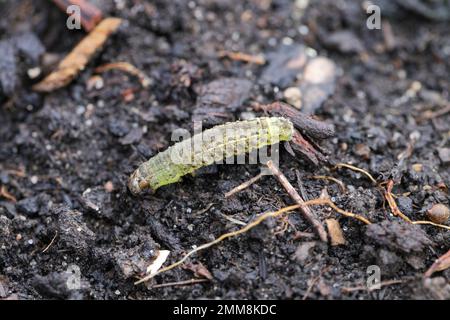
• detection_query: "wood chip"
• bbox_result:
[326,218,346,246]
[33,17,122,92]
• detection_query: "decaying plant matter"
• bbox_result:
[32,17,122,92]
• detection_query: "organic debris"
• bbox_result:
[225,172,264,198]
[135,198,371,284]
[218,51,266,65]
[95,62,151,88]
[146,250,170,276]
[266,160,328,242]
[32,17,122,92]
[326,219,346,246]
[424,250,450,278]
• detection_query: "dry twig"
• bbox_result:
[149,278,209,289]
[311,175,346,192]
[218,51,266,65]
[341,278,411,293]
[33,17,122,92]
[42,231,58,253]
[417,104,450,122]
[225,172,264,198]
[95,62,151,88]
[266,160,328,242]
[134,198,371,285]
[334,163,377,184]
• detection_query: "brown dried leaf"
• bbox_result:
[182,262,213,280]
[33,17,122,92]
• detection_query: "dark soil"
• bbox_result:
[1,0,449,300]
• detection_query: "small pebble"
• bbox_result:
[427,204,449,224]
[27,67,41,79]
[283,87,302,109]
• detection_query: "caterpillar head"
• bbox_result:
[128,169,153,195]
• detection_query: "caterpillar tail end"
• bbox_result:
[128,170,153,195]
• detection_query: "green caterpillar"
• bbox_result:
[128,117,294,194]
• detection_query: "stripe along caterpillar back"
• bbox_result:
[128,117,294,194]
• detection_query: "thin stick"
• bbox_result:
[135,199,371,285]
[334,163,377,185]
[311,175,346,192]
[219,213,247,226]
[218,51,266,65]
[412,220,450,231]
[418,104,450,122]
[225,172,264,198]
[341,278,411,293]
[42,231,58,253]
[266,160,328,242]
[149,278,209,289]
[95,62,151,88]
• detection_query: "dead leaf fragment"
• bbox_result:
[424,249,450,278]
[183,262,213,280]
[326,218,346,246]
[0,186,17,203]
[146,250,171,276]
[33,17,122,92]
